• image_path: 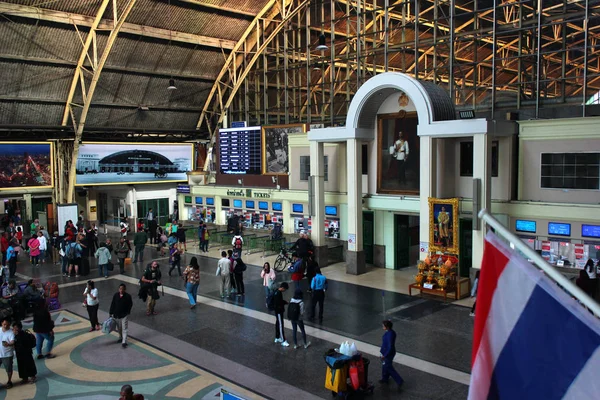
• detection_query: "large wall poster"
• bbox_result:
[75,142,193,186]
[0,142,54,190]
[377,111,420,194]
[262,124,306,175]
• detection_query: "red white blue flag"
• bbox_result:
[469,233,600,400]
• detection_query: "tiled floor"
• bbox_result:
[6,233,473,399]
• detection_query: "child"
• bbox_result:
[168,245,181,276]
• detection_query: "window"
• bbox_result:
[460,141,499,177]
[541,153,599,190]
[299,156,328,181]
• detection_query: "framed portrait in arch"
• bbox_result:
[428,197,459,254]
[377,111,420,194]
[262,124,306,175]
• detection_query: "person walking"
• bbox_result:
[183,257,200,309]
[140,261,162,316]
[168,245,182,276]
[109,284,133,348]
[0,318,15,388]
[310,268,328,323]
[84,281,100,332]
[6,239,18,279]
[379,320,404,389]
[288,288,311,350]
[115,238,130,274]
[177,224,187,252]
[27,234,40,267]
[231,233,243,258]
[227,249,236,294]
[197,222,205,252]
[273,282,289,347]
[216,251,230,298]
[261,262,276,298]
[305,255,318,293]
[36,231,47,264]
[95,243,112,278]
[233,257,246,296]
[202,226,210,252]
[32,300,56,359]
[133,229,148,264]
[12,321,36,384]
[146,208,157,245]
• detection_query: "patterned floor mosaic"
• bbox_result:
[0,310,262,400]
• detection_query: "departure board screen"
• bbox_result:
[218,126,262,174]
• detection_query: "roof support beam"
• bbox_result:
[65,0,138,203]
[0,3,236,50]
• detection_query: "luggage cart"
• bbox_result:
[323,349,374,399]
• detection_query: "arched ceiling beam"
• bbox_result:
[0,3,236,50]
[64,0,138,203]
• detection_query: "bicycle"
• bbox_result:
[274,246,294,272]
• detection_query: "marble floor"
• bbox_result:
[5,233,473,399]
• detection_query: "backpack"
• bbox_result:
[66,243,76,259]
[287,301,301,321]
[266,291,276,311]
[288,259,303,273]
[234,237,242,250]
[234,259,247,273]
[24,330,36,349]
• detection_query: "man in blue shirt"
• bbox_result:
[379,320,403,388]
[309,268,328,322]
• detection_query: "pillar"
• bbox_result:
[310,141,328,267]
[346,138,365,275]
[419,137,436,260]
[215,195,223,225]
[24,194,33,222]
[472,133,492,270]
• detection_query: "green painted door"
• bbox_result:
[394,214,410,269]
[363,211,374,264]
[459,219,473,277]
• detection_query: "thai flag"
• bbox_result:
[469,233,600,400]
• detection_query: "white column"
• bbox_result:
[419,136,436,260]
[472,133,491,270]
[346,138,365,274]
[214,195,224,225]
[310,141,325,247]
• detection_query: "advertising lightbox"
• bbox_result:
[75,142,193,186]
[0,142,54,190]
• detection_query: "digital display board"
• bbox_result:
[582,224,600,238]
[515,219,536,233]
[245,200,255,209]
[206,197,214,206]
[233,199,243,208]
[222,199,230,207]
[195,197,202,205]
[259,201,269,210]
[218,126,262,175]
[272,202,282,211]
[548,222,571,236]
[184,196,192,204]
[325,206,338,216]
[292,203,303,213]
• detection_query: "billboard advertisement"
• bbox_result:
[0,142,53,190]
[75,142,193,186]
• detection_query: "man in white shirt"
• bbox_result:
[394,131,409,184]
[217,251,231,298]
[0,318,15,388]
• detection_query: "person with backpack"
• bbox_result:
[183,257,200,309]
[140,261,162,315]
[310,268,328,323]
[288,288,311,350]
[32,300,56,359]
[12,321,36,384]
[216,251,231,298]
[231,233,243,258]
[273,282,289,347]
[233,257,246,296]
[95,243,112,278]
[66,238,83,277]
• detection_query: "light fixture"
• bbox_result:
[167,79,177,90]
[316,34,328,51]
[459,110,475,119]
[237,179,243,185]
[139,106,150,111]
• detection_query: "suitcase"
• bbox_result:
[80,257,90,276]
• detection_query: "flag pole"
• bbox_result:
[478,209,600,317]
